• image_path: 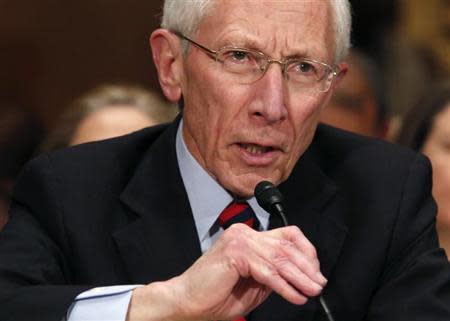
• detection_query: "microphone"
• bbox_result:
[254,181,335,321]
[254,180,288,226]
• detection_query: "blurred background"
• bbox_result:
[1,0,450,229]
[2,0,449,132]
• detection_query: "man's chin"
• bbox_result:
[221,174,281,199]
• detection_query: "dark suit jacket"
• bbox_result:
[1,119,450,321]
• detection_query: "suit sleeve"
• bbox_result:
[0,155,91,321]
[366,154,450,320]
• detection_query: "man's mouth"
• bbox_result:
[239,143,275,155]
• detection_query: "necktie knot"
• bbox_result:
[218,201,259,230]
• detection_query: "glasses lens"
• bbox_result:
[217,48,265,82]
[286,59,333,91]
[215,46,335,92]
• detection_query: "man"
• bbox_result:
[1,1,449,321]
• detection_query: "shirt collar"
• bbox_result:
[175,120,270,244]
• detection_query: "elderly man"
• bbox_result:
[1,0,449,321]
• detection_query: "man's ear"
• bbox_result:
[331,62,348,89]
[150,29,183,102]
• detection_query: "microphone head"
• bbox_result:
[254,181,284,214]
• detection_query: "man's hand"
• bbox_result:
[127,224,326,321]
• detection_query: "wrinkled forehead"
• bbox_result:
[196,0,335,62]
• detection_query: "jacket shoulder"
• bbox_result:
[310,124,426,175]
[12,123,171,215]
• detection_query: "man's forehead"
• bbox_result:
[197,0,333,59]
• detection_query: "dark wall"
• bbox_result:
[350,0,398,51]
[0,0,164,128]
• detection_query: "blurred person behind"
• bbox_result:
[40,84,179,152]
[397,82,450,256]
[0,103,42,229]
[320,49,389,139]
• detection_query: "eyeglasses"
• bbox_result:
[174,31,339,93]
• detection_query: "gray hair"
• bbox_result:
[161,0,351,63]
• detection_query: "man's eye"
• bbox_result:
[295,61,316,74]
[225,50,251,62]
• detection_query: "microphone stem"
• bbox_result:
[319,296,335,321]
[274,203,288,226]
[274,203,335,321]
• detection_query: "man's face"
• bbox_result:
[180,0,338,197]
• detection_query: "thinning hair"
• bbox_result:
[161,0,351,63]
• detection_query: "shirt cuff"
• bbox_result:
[66,285,143,321]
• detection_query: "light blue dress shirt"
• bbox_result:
[176,119,270,252]
[67,120,270,320]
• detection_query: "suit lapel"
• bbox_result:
[112,119,348,319]
[281,150,348,278]
[251,147,348,321]
[114,119,203,284]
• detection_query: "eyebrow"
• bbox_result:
[218,34,262,51]
[218,36,310,60]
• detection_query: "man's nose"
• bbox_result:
[250,63,288,124]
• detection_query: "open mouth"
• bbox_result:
[239,143,275,155]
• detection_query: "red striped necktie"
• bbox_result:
[218,201,259,230]
[217,201,259,321]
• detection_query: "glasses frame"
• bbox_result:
[173,31,340,93]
